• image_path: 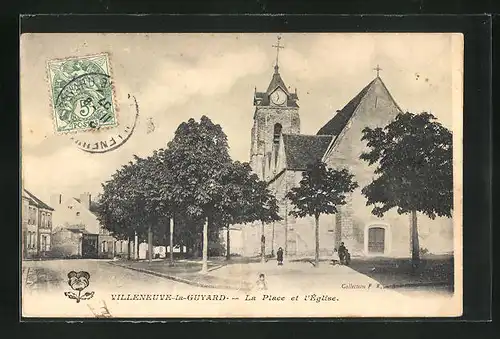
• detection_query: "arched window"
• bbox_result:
[273,123,282,144]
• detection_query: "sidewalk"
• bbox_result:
[210,259,386,293]
[110,255,453,295]
[112,258,386,294]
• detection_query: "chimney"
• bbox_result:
[80,192,91,210]
[50,193,62,208]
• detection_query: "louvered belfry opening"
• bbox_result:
[273,123,282,144]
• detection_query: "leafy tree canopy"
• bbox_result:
[360,112,453,219]
[286,161,358,219]
[162,116,231,221]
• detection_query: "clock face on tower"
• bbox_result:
[270,89,287,106]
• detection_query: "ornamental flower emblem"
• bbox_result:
[64,271,95,303]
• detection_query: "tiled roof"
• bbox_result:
[317,77,377,136]
[282,134,333,170]
[23,189,54,211]
[66,228,93,235]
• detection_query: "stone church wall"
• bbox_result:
[251,107,300,180]
[322,79,454,257]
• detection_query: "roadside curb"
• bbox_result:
[107,261,251,292]
[384,281,452,289]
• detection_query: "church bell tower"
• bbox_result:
[250,36,300,180]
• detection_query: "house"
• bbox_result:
[50,192,118,259]
[22,189,54,259]
[237,59,454,258]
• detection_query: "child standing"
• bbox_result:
[255,273,268,290]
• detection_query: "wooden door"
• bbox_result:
[368,227,385,253]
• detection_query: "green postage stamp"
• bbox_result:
[47,53,118,133]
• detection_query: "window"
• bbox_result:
[26,232,31,249]
[30,232,36,249]
[273,123,283,144]
[76,212,80,216]
[101,241,107,252]
[30,207,36,225]
[42,235,50,251]
[27,207,32,224]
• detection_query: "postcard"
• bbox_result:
[20,32,463,318]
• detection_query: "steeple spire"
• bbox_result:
[272,35,284,74]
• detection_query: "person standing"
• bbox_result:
[332,248,340,265]
[255,273,268,290]
[276,247,284,266]
[338,242,347,265]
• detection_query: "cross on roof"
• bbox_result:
[373,64,382,77]
[272,35,284,72]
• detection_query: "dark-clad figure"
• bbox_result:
[338,242,347,265]
[344,249,351,266]
[276,247,284,266]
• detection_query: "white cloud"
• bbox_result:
[138,46,270,115]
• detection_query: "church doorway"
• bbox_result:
[368,227,385,253]
[364,223,391,256]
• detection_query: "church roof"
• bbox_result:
[266,66,290,95]
[282,134,333,170]
[254,66,299,107]
[317,77,377,136]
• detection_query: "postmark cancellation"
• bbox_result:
[46,53,118,134]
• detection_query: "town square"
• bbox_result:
[21,33,461,318]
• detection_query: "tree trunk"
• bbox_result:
[226,225,231,261]
[148,225,153,264]
[127,237,131,260]
[315,214,320,268]
[271,221,275,257]
[284,204,288,256]
[165,218,170,261]
[261,221,266,263]
[169,217,174,266]
[201,216,209,273]
[134,231,138,260]
[411,210,420,270]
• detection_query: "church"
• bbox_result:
[229,41,454,259]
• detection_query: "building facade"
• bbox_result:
[22,189,54,259]
[50,192,117,259]
[237,61,454,258]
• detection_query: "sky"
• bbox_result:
[20,33,463,203]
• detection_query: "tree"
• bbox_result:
[96,151,175,264]
[214,161,259,260]
[132,152,175,264]
[138,150,177,265]
[96,161,148,260]
[286,161,358,267]
[163,116,232,273]
[360,112,453,267]
[248,180,282,263]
